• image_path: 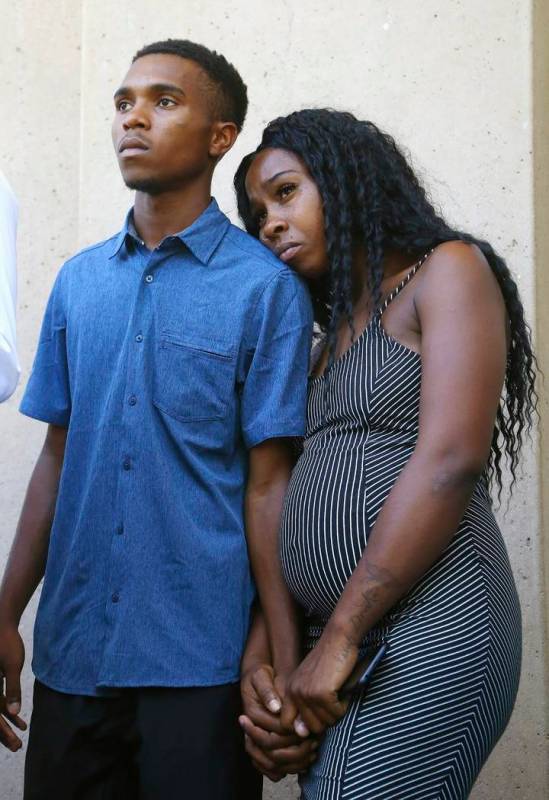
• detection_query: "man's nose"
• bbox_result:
[122,105,149,131]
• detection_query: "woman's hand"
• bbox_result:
[240,663,319,781]
[281,630,357,736]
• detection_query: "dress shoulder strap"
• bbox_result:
[379,249,435,315]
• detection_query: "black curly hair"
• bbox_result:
[234,108,538,493]
[133,39,248,130]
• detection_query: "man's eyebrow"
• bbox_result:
[113,83,186,100]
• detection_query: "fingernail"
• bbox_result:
[7,702,20,716]
[295,721,309,737]
[238,716,246,727]
[268,699,281,713]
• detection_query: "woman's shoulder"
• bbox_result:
[416,240,503,308]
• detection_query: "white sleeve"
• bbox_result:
[0,170,20,402]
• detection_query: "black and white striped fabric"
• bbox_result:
[280,254,521,799]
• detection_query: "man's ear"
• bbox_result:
[209,121,239,160]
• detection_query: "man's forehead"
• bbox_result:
[119,53,205,91]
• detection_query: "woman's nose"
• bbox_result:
[262,215,288,240]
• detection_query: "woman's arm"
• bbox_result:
[281,242,509,735]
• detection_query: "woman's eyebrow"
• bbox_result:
[265,170,297,184]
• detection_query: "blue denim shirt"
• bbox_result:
[20,199,313,695]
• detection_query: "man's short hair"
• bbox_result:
[133,39,248,131]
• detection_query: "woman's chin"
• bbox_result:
[290,260,328,281]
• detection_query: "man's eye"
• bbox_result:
[158,97,176,107]
[117,101,131,112]
[278,183,296,199]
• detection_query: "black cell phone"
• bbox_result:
[339,642,387,698]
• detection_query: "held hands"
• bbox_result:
[240,633,358,781]
[280,631,358,738]
[0,624,27,751]
[240,663,319,781]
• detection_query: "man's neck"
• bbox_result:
[132,180,213,250]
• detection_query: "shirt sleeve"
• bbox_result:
[241,269,313,449]
[20,268,71,427]
[0,171,20,402]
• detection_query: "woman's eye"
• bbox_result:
[278,183,296,199]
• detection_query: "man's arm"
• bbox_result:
[245,438,301,679]
[0,423,67,750]
[240,604,318,780]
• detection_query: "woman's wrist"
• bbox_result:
[323,612,363,651]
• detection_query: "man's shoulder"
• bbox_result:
[223,223,291,278]
[48,234,121,299]
[63,233,120,268]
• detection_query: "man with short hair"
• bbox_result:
[0,40,312,799]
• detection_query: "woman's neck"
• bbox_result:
[351,246,417,309]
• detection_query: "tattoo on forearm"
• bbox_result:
[345,560,405,643]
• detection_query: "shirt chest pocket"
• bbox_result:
[153,333,236,423]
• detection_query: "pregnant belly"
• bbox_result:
[280,448,370,618]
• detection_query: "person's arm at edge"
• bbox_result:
[0,423,67,750]
[0,172,20,402]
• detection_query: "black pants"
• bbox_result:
[24,680,263,800]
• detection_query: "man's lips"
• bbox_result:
[276,242,302,263]
[119,136,149,154]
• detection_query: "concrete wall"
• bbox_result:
[0,0,547,796]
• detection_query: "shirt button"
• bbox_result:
[111,593,120,603]
[116,524,124,536]
[128,395,137,406]
[123,458,131,471]
[145,274,153,283]
[135,334,143,343]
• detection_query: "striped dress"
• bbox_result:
[280,255,522,799]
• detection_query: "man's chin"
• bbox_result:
[122,175,166,195]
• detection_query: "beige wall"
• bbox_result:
[534,0,549,753]
[0,1,547,797]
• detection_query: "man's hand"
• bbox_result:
[0,624,27,751]
[241,663,318,780]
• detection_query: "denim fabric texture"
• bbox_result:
[20,199,313,695]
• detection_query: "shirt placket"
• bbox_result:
[99,241,160,680]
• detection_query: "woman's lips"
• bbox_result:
[279,244,302,263]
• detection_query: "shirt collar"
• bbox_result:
[108,198,230,264]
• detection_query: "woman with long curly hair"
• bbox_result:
[234,109,537,799]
